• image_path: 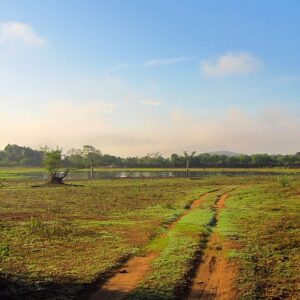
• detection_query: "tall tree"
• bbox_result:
[81,145,101,179]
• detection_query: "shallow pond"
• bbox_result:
[18,170,291,180]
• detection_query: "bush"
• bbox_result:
[278,174,292,187]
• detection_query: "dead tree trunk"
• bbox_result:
[49,169,69,184]
[186,158,190,177]
[90,165,94,180]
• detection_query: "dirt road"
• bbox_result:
[186,193,238,300]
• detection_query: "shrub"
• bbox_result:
[278,174,292,187]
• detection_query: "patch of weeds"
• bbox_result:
[278,174,293,187]
[0,179,5,189]
[0,242,9,258]
[164,202,176,210]
[161,211,182,227]
[28,218,75,238]
[29,217,44,233]
[227,249,240,259]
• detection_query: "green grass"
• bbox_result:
[128,221,212,298]
[0,175,299,299]
[127,188,236,300]
[2,166,300,176]
[218,180,300,299]
[0,177,217,299]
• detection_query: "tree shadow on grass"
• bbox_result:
[31,183,84,188]
[0,273,87,300]
[0,272,131,300]
[0,272,217,300]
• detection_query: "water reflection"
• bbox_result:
[19,170,289,180]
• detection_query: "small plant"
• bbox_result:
[0,242,9,258]
[29,217,45,233]
[28,217,74,237]
[278,174,292,187]
[0,179,5,189]
[164,202,176,210]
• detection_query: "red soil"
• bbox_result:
[187,193,238,300]
[89,193,208,300]
[89,252,158,300]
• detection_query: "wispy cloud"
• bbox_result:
[0,21,46,47]
[201,52,262,77]
[143,57,190,67]
[140,99,162,106]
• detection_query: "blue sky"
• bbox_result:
[1,0,300,155]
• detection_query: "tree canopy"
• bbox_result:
[43,149,62,175]
[1,144,300,169]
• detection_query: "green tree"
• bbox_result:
[43,149,62,175]
[238,154,251,167]
[82,145,101,179]
[170,153,185,167]
[67,148,85,168]
[2,144,43,166]
[42,148,69,184]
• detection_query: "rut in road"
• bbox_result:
[186,192,239,300]
[88,192,210,300]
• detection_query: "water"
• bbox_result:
[19,170,290,180]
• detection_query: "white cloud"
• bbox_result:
[201,53,262,77]
[144,57,189,67]
[140,99,162,106]
[0,21,46,47]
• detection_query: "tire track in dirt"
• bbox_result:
[89,252,157,300]
[88,192,211,300]
[186,191,239,300]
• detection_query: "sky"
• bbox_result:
[1,0,300,156]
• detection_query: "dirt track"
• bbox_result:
[88,193,208,300]
[89,252,158,300]
[186,193,238,300]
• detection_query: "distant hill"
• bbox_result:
[209,151,241,157]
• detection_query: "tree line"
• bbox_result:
[1,144,300,168]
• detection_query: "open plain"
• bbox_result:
[0,170,299,299]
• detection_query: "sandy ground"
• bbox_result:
[187,193,238,300]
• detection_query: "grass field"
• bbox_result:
[218,183,300,299]
[0,172,299,299]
